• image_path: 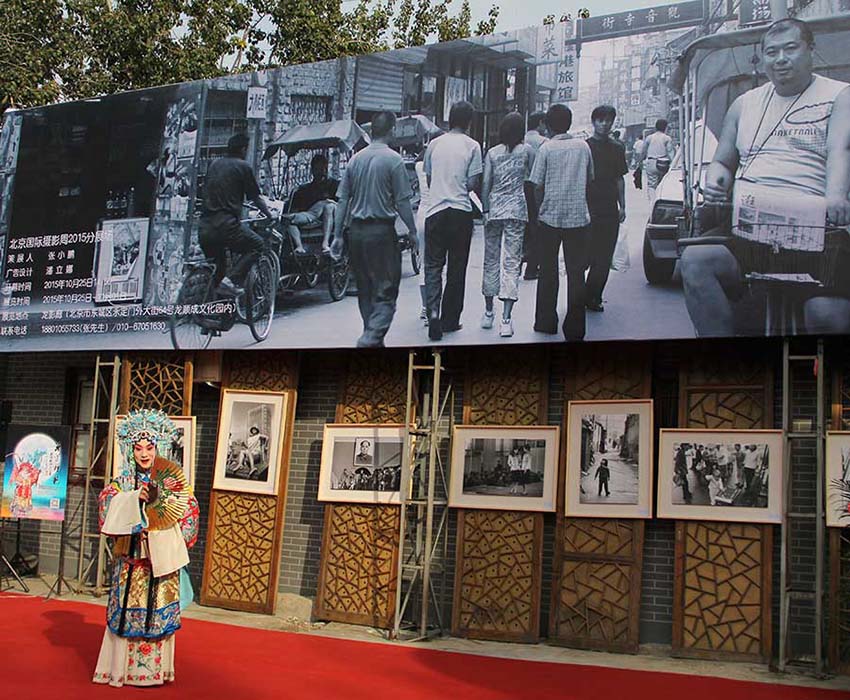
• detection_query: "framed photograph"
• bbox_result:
[112,415,196,487]
[318,424,406,505]
[448,425,559,512]
[565,400,654,519]
[657,429,784,524]
[94,217,150,303]
[212,389,290,496]
[826,431,850,528]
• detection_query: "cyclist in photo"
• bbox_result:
[199,133,277,296]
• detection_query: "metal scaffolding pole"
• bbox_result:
[779,337,825,675]
[393,349,453,641]
[74,354,121,595]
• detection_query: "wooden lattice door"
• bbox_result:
[672,348,774,661]
[313,352,406,628]
[549,345,650,653]
[829,350,850,674]
[451,347,548,642]
[200,351,298,614]
[120,353,193,415]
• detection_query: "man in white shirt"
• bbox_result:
[743,445,761,493]
[423,101,483,341]
[528,103,594,341]
[641,119,676,201]
[680,18,850,338]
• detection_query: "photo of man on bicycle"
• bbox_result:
[199,132,277,297]
[679,18,850,337]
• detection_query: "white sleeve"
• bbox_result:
[102,490,145,535]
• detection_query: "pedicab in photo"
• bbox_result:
[644,14,850,334]
[261,119,369,300]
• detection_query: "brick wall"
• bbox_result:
[0,340,826,658]
[277,351,345,596]
[0,352,99,575]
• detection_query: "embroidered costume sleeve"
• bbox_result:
[179,492,200,549]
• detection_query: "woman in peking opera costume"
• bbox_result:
[93,409,199,688]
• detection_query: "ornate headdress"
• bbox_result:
[114,409,190,529]
[117,409,177,456]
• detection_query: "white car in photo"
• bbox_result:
[642,123,717,285]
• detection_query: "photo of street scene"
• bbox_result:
[579,413,640,505]
[670,442,769,508]
[329,436,402,493]
[4,8,848,353]
[461,437,548,498]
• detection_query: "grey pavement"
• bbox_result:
[254,174,694,349]
[465,481,544,497]
[580,449,640,505]
[0,176,695,351]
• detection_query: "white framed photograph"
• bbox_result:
[212,389,291,496]
[657,429,784,524]
[448,425,559,512]
[565,400,654,519]
[318,424,406,505]
[112,415,196,487]
[826,431,850,528]
[94,217,150,303]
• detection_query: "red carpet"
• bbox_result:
[2,592,847,700]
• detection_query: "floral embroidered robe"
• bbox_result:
[93,457,199,687]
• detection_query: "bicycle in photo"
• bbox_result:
[170,216,282,349]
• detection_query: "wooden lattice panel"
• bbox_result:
[563,518,638,557]
[463,347,548,425]
[673,353,773,661]
[451,347,548,642]
[832,346,850,431]
[549,345,649,653]
[564,344,652,401]
[201,351,298,614]
[681,348,770,389]
[201,493,279,611]
[674,521,771,660]
[314,352,406,628]
[121,354,192,415]
[314,504,400,628]
[225,351,298,392]
[830,528,850,673]
[336,352,407,424]
[551,519,643,652]
[683,390,768,429]
[452,510,543,642]
[829,350,850,674]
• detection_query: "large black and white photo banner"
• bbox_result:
[1,9,849,352]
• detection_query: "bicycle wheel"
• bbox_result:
[327,253,350,301]
[409,242,421,275]
[170,268,215,350]
[247,254,277,342]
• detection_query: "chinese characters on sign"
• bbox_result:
[537,21,580,102]
[246,87,269,119]
[580,0,705,40]
[739,0,772,26]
